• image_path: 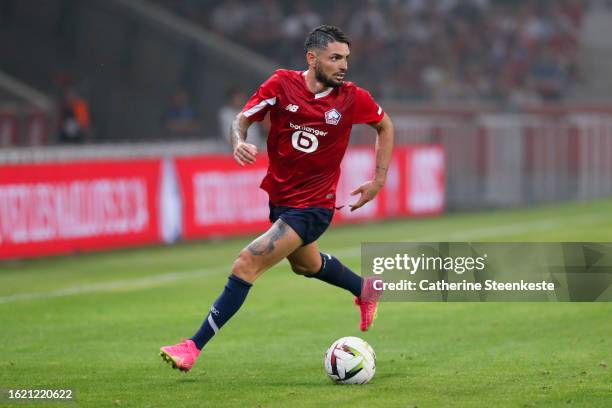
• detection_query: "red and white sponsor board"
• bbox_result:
[334,145,445,222]
[175,155,271,239]
[0,145,444,258]
[405,145,446,215]
[0,160,162,259]
[177,145,445,239]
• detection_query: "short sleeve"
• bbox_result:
[241,71,281,122]
[352,87,384,125]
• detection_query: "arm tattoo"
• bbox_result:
[230,114,249,151]
[247,220,289,256]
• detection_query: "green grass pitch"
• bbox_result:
[1,199,611,407]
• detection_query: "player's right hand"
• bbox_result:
[233,142,258,166]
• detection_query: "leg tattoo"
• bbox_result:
[247,220,289,256]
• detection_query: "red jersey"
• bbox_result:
[242,69,384,209]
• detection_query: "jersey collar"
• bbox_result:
[302,71,334,99]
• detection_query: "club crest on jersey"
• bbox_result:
[324,109,341,125]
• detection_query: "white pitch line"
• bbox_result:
[0,267,225,304]
[0,212,606,305]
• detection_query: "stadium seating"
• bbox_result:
[151,0,585,104]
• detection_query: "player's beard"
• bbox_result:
[315,62,343,88]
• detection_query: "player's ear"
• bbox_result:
[306,50,317,68]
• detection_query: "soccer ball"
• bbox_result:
[324,336,376,384]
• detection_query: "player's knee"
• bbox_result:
[231,250,261,282]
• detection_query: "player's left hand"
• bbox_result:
[349,180,384,212]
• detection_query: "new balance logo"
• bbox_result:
[285,104,299,112]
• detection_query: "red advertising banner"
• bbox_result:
[334,146,445,222]
[0,159,162,259]
[175,155,271,239]
[177,145,445,240]
[404,145,446,216]
[0,146,444,258]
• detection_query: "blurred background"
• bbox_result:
[2,5,610,405]
[1,0,611,258]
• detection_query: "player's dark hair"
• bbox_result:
[304,25,350,52]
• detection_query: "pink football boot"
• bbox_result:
[160,339,200,372]
[354,277,383,331]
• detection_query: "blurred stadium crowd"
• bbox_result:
[0,0,598,146]
[152,0,586,106]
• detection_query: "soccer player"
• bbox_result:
[160,25,394,372]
